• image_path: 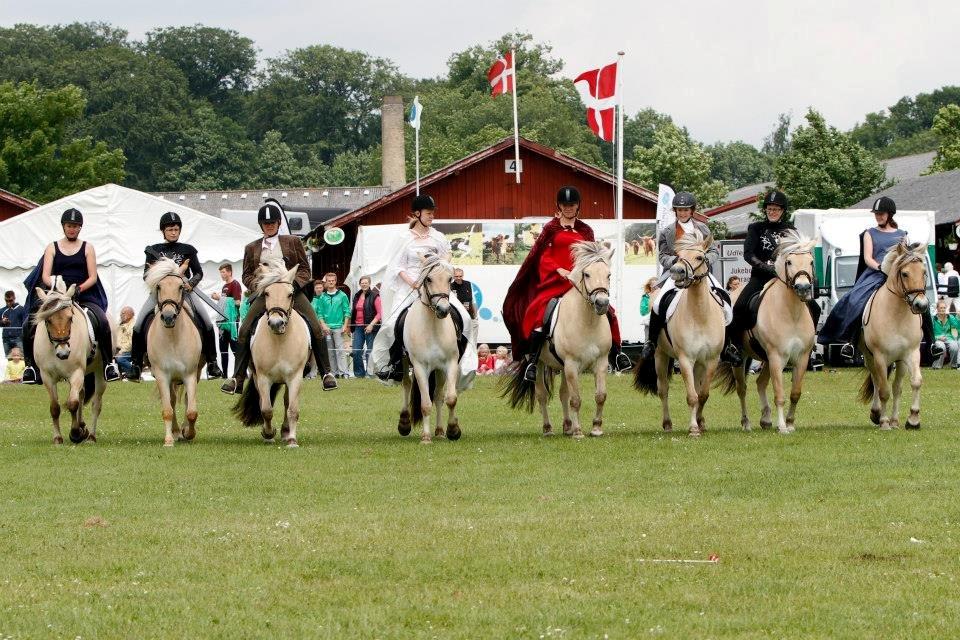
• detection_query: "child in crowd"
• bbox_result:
[493,345,511,374]
[477,343,496,375]
[5,347,25,383]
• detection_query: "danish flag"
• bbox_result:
[487,51,514,97]
[573,61,619,142]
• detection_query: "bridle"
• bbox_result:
[156,275,186,321]
[673,251,709,289]
[44,307,74,347]
[574,262,610,309]
[886,256,927,314]
[418,264,451,314]
[779,250,816,296]
[266,281,296,325]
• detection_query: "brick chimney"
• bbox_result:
[381,95,406,191]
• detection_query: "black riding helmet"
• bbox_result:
[61,208,83,225]
[672,192,697,209]
[411,194,436,212]
[159,211,182,230]
[871,196,896,215]
[557,186,581,206]
[258,202,284,226]
[763,190,789,211]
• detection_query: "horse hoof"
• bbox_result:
[688,429,702,438]
[434,428,445,438]
[85,434,97,443]
[163,436,175,447]
[447,424,462,441]
[398,423,412,437]
[662,421,673,432]
[589,428,603,437]
[286,439,299,448]
[181,431,196,442]
[261,428,275,442]
[759,420,773,430]
[869,410,881,425]
[69,428,87,444]
[905,422,921,430]
[879,424,893,431]
[778,428,791,435]
[420,436,432,444]
[281,426,290,440]
[53,436,63,445]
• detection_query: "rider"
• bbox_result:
[639,191,739,365]
[372,194,476,383]
[125,212,224,382]
[818,196,942,360]
[503,186,633,382]
[21,208,120,384]
[726,189,821,358]
[220,201,337,394]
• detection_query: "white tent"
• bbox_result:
[0,184,261,367]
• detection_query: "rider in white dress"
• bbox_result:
[372,194,476,385]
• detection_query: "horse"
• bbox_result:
[634,232,724,436]
[504,241,613,438]
[32,282,108,444]
[715,231,817,433]
[233,259,310,447]
[397,251,464,443]
[144,258,203,447]
[857,241,929,430]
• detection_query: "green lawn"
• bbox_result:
[1,369,959,639]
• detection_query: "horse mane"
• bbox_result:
[880,240,925,275]
[253,257,291,295]
[774,230,816,258]
[414,251,453,287]
[674,230,710,252]
[34,290,75,322]
[144,257,183,289]
[570,241,611,273]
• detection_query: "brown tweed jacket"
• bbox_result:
[241,235,312,292]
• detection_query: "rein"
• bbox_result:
[673,252,709,289]
[156,275,186,320]
[884,257,926,315]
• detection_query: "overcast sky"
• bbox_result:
[4,0,959,146]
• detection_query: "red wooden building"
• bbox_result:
[310,137,658,279]
[0,189,38,222]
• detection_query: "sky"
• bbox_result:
[3,0,959,146]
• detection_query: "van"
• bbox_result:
[219,208,311,236]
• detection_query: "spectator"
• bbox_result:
[477,343,495,374]
[941,262,960,313]
[1,290,26,357]
[312,274,351,378]
[212,263,243,376]
[639,277,659,342]
[5,346,25,382]
[452,267,479,344]
[932,299,960,369]
[115,306,135,377]
[350,275,381,378]
[493,345,511,374]
[726,275,742,293]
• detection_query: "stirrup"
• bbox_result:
[376,363,403,383]
[931,343,945,359]
[839,343,855,360]
[721,344,743,367]
[613,352,632,372]
[104,363,121,382]
[220,378,241,395]
[523,361,538,382]
[21,366,39,385]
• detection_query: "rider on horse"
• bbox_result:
[639,191,738,365]
[126,211,224,382]
[220,201,337,394]
[503,186,632,382]
[21,208,120,384]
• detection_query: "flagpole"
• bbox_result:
[615,51,625,312]
[415,123,420,196]
[510,48,521,184]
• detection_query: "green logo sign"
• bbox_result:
[323,227,345,245]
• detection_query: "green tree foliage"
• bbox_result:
[625,122,728,207]
[762,113,791,157]
[254,130,324,187]
[0,82,124,203]
[850,86,960,157]
[774,109,888,210]
[706,141,773,189]
[925,104,960,174]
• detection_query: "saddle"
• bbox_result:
[77,304,98,364]
[395,304,468,360]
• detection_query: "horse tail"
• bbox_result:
[83,373,95,405]
[858,371,875,404]
[233,378,281,426]
[713,361,739,395]
[632,353,660,395]
[500,362,536,412]
[410,371,437,426]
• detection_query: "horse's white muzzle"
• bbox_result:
[434,300,451,319]
[56,347,70,360]
[911,295,929,315]
[592,293,610,316]
[794,282,814,301]
[268,315,288,334]
[160,310,178,328]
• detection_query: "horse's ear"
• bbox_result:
[177,261,190,275]
[284,265,298,283]
[604,246,615,263]
[701,234,714,250]
[64,284,77,299]
[36,288,48,302]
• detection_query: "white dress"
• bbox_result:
[372,228,477,387]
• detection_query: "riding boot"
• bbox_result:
[220,336,249,395]
[376,331,405,383]
[200,323,224,379]
[720,340,744,367]
[311,332,338,390]
[523,329,546,382]
[806,300,822,328]
[21,317,40,385]
[127,323,147,382]
[639,311,663,361]
[922,312,944,359]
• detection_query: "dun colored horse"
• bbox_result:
[716,232,817,433]
[233,259,310,447]
[144,258,203,446]
[397,252,464,443]
[857,241,929,430]
[634,232,724,436]
[33,282,108,444]
[504,241,613,438]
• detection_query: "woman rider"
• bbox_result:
[21,208,120,384]
[503,186,633,382]
[372,194,476,383]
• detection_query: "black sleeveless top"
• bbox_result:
[51,241,97,305]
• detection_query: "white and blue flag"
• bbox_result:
[408,95,422,130]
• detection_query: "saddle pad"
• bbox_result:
[80,305,97,359]
[661,289,733,326]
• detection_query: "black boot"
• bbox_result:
[376,322,406,383]
[21,319,40,384]
[611,350,633,372]
[639,311,663,361]
[127,326,146,382]
[720,341,744,367]
[523,329,547,382]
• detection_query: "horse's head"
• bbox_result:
[417,251,453,319]
[671,232,712,289]
[146,258,190,328]
[570,241,613,316]
[881,241,929,314]
[35,285,78,360]
[256,260,298,335]
[774,231,817,301]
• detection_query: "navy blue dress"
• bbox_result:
[818,227,906,345]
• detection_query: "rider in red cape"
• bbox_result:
[503,186,632,381]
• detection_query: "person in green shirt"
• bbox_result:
[932,299,960,369]
[311,274,352,377]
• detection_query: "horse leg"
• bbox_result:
[412,362,433,443]
[258,374,276,441]
[535,365,553,436]
[433,370,445,439]
[559,370,573,436]
[734,361,750,431]
[870,354,892,430]
[785,351,810,433]
[767,355,788,434]
[280,386,291,442]
[67,370,86,444]
[444,361,461,441]
[905,351,922,429]
[590,357,607,437]
[563,362,583,438]
[45,378,63,445]
[756,364,772,429]
[696,359,716,434]
[157,373,176,447]
[86,369,105,443]
[655,350,672,432]
[676,356,700,437]
[285,378,303,447]
[181,372,199,442]
[397,366,412,436]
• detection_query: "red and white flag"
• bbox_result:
[573,61,619,142]
[487,51,514,97]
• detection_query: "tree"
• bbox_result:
[925,104,960,174]
[625,122,728,207]
[0,82,125,203]
[706,141,773,189]
[762,112,791,157]
[622,108,675,155]
[774,109,888,210]
[254,130,325,187]
[446,32,564,95]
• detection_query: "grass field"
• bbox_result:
[2,369,960,638]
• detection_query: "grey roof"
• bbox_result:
[150,187,392,228]
[883,152,935,183]
[852,169,960,225]
[724,182,772,203]
[709,201,760,238]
